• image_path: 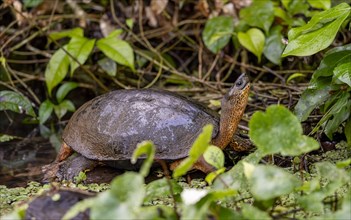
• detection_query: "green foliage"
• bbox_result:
[131,141,155,177]
[282,3,351,57]
[23,0,43,8]
[239,0,274,34]
[249,105,319,156]
[295,44,351,140]
[0,90,36,117]
[238,28,265,62]
[39,82,77,124]
[45,28,135,96]
[202,16,234,53]
[173,124,213,178]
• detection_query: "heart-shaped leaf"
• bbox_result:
[238,28,265,62]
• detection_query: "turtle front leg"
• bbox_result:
[57,155,98,182]
[229,134,253,152]
[42,142,74,182]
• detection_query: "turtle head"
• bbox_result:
[212,73,250,148]
[222,73,250,110]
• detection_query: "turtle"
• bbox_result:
[44,73,250,181]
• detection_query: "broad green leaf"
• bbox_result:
[205,167,226,185]
[90,191,135,219]
[336,158,351,168]
[106,29,123,38]
[333,62,351,87]
[263,26,284,65]
[239,0,274,34]
[324,93,351,139]
[23,0,43,8]
[181,189,236,220]
[136,206,177,219]
[173,124,213,178]
[144,178,183,203]
[98,57,117,76]
[213,150,263,190]
[203,145,224,169]
[312,44,351,81]
[315,162,350,194]
[246,164,300,200]
[0,134,20,142]
[282,3,351,57]
[345,119,351,146]
[308,0,331,10]
[202,16,234,53]
[298,193,325,212]
[45,46,70,96]
[328,190,351,220]
[49,28,84,42]
[96,37,135,71]
[67,37,95,76]
[294,79,332,121]
[284,0,310,15]
[54,100,75,120]
[56,82,79,103]
[242,204,272,220]
[238,28,265,62]
[38,100,54,124]
[249,105,319,156]
[131,141,155,177]
[110,172,145,206]
[0,90,36,117]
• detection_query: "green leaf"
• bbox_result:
[202,16,234,53]
[98,57,117,76]
[110,172,145,206]
[324,93,351,139]
[54,100,75,120]
[131,141,155,177]
[205,167,226,185]
[308,0,331,10]
[45,46,70,96]
[246,164,300,201]
[0,90,36,117]
[312,44,351,80]
[294,79,332,121]
[144,178,183,203]
[181,189,236,220]
[173,124,213,178]
[213,150,263,190]
[333,62,351,87]
[49,28,84,40]
[38,100,54,124]
[96,37,135,71]
[56,82,79,103]
[282,3,351,57]
[242,204,272,220]
[238,28,265,62]
[345,118,351,146]
[49,28,84,42]
[239,0,274,34]
[0,134,20,142]
[203,145,224,169]
[126,18,134,29]
[106,29,124,38]
[23,0,43,8]
[287,73,306,83]
[263,25,284,65]
[67,37,95,76]
[249,105,319,156]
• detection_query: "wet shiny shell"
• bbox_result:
[62,89,219,161]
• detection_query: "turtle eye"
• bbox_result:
[235,79,245,89]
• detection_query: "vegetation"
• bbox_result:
[0,0,350,219]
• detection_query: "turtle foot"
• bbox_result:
[57,155,98,182]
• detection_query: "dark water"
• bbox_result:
[0,137,56,187]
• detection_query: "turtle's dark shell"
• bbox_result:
[62,89,219,161]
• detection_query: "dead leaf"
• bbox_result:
[145,6,158,27]
[150,0,168,15]
[196,0,210,17]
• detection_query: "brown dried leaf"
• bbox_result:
[196,0,210,17]
[145,6,158,27]
[150,0,168,15]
